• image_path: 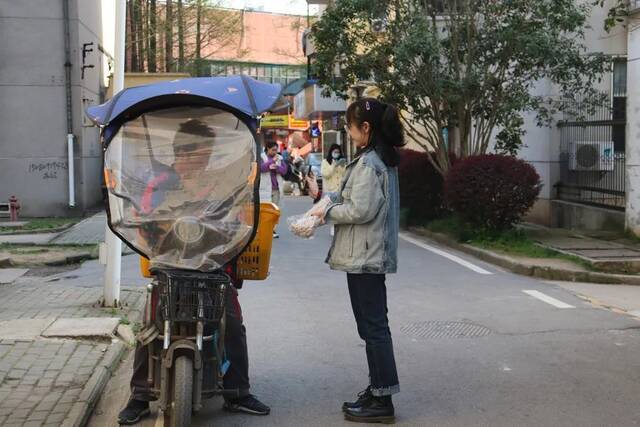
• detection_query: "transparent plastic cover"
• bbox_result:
[104,106,258,271]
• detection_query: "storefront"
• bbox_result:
[293,83,348,158]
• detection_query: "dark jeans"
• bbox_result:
[347,273,400,396]
[131,285,250,401]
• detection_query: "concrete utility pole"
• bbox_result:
[103,0,126,307]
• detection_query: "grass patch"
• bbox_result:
[0,243,97,251]
[424,216,593,269]
[0,218,80,233]
[7,247,50,255]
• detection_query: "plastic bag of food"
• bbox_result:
[287,197,331,239]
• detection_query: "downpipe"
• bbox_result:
[63,0,75,207]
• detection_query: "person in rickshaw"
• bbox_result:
[118,119,270,425]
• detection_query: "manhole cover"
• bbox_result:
[400,321,491,339]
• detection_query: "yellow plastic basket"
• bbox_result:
[237,202,280,280]
[140,256,152,278]
[138,202,280,281]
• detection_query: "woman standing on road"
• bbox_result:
[321,143,347,193]
[321,143,347,236]
[308,98,404,424]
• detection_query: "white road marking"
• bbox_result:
[399,233,493,275]
[523,290,575,309]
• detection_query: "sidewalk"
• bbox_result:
[49,214,108,246]
[0,214,144,427]
[0,275,144,427]
[524,224,640,274]
[0,212,133,254]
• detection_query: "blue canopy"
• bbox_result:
[86,75,283,126]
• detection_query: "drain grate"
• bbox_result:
[400,321,492,339]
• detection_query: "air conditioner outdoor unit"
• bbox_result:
[569,141,614,171]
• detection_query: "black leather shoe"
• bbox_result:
[344,395,395,424]
[342,386,373,412]
[224,394,271,415]
[117,398,150,425]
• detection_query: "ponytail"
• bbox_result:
[377,104,404,167]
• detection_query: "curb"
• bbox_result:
[61,341,126,427]
[408,227,640,286]
[59,291,145,427]
[44,252,97,266]
[0,223,75,236]
[3,251,97,268]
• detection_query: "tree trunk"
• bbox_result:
[165,0,174,72]
[129,0,139,72]
[177,0,184,72]
[195,0,202,75]
[124,0,132,72]
[136,0,145,71]
[148,0,157,72]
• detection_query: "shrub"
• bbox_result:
[398,149,445,225]
[444,154,542,231]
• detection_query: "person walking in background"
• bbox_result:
[321,143,347,236]
[321,143,347,193]
[307,98,404,424]
[260,140,287,238]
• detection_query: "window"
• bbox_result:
[613,59,627,98]
[612,59,627,151]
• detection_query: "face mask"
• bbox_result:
[332,151,341,160]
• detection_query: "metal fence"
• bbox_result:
[556,120,626,210]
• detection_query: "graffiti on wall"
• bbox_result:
[28,162,68,180]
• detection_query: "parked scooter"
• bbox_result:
[86,76,281,426]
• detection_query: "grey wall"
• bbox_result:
[0,0,110,217]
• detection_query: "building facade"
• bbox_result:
[0,0,115,217]
[519,1,635,233]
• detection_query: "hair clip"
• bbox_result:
[365,101,371,111]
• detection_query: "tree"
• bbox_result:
[135,0,146,71]
[128,0,139,71]
[594,0,628,31]
[126,1,247,74]
[311,0,609,175]
[178,0,185,71]
[165,0,174,72]
[148,0,157,72]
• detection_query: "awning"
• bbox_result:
[293,83,346,120]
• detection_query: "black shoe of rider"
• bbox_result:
[344,395,395,424]
[342,386,373,412]
[224,394,271,415]
[117,398,150,425]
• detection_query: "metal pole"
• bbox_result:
[103,0,126,307]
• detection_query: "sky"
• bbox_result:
[218,0,319,16]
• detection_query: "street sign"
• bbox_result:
[260,114,310,130]
[260,114,289,128]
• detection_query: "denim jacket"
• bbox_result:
[324,149,399,274]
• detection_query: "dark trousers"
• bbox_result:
[347,273,400,396]
[131,286,251,401]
